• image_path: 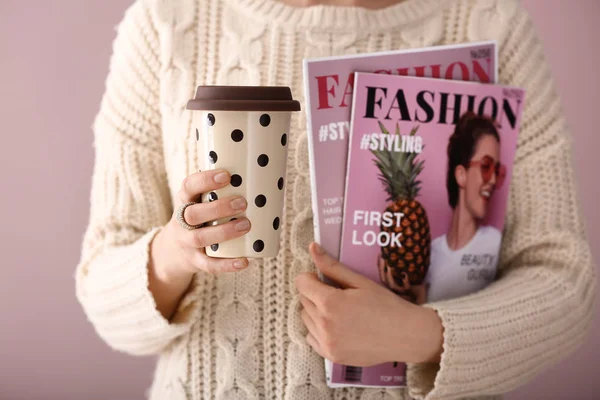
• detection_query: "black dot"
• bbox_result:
[281,133,287,146]
[273,217,280,230]
[253,240,265,252]
[231,129,244,142]
[230,174,242,187]
[230,218,238,222]
[196,128,200,141]
[278,177,284,190]
[210,244,219,251]
[255,194,267,207]
[208,192,218,202]
[209,151,218,164]
[206,113,215,126]
[259,114,271,127]
[257,154,269,167]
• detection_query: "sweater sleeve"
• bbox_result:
[406,3,597,399]
[75,0,200,356]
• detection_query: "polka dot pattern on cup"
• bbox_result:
[194,108,294,258]
[231,129,244,142]
[253,240,265,252]
[231,174,242,187]
[206,113,215,126]
[257,154,269,167]
[255,195,266,207]
[259,114,271,127]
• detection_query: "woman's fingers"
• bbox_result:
[306,332,323,355]
[299,290,323,350]
[183,196,247,226]
[184,218,251,249]
[191,251,249,273]
[300,308,319,336]
[165,171,254,276]
[179,169,231,203]
[300,295,324,341]
[299,294,319,316]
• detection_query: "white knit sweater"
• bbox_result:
[75,0,597,399]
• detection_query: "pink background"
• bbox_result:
[0,1,597,399]
[306,41,496,258]
[340,73,522,283]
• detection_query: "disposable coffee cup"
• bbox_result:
[186,86,301,258]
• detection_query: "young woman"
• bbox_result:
[75,0,596,399]
[426,112,505,303]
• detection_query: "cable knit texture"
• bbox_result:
[75,0,596,399]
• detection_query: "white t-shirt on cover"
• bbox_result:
[426,225,502,303]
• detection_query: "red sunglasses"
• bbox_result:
[468,155,506,187]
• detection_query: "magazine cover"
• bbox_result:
[303,41,498,259]
[333,72,525,387]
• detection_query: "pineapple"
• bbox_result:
[371,121,431,301]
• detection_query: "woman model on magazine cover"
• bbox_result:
[75,0,596,399]
[426,112,505,303]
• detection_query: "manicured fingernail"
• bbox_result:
[313,243,325,254]
[233,260,247,269]
[214,172,230,183]
[230,197,247,210]
[234,219,250,231]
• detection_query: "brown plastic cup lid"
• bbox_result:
[186,85,301,112]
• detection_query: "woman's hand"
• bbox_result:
[295,243,443,367]
[152,169,252,278]
[149,169,252,320]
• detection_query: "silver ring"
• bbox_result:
[176,202,202,230]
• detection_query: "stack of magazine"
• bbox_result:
[302,41,525,388]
